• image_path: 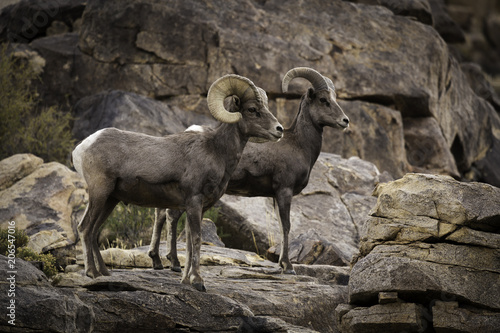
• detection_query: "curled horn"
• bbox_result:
[281,67,330,93]
[207,74,262,124]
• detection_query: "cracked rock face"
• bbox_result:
[337,173,500,332]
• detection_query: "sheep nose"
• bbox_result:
[343,118,349,125]
[277,125,284,133]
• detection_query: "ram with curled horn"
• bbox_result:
[149,67,349,275]
[72,74,283,291]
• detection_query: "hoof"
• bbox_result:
[153,264,164,270]
[192,282,206,292]
[283,269,297,275]
[171,266,182,273]
[86,270,102,279]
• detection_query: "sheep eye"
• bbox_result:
[248,107,256,113]
[319,98,330,106]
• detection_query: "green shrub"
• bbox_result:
[0,228,29,254]
[100,203,156,249]
[0,44,75,164]
[0,227,58,278]
[16,247,58,278]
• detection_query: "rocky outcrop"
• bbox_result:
[0,154,87,256]
[2,0,498,184]
[72,90,216,141]
[0,245,349,333]
[337,173,500,332]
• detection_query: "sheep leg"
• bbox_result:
[91,197,119,276]
[181,199,205,292]
[78,203,101,278]
[165,209,182,272]
[148,208,183,271]
[275,189,296,275]
[78,194,117,278]
[148,208,167,270]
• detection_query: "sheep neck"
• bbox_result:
[288,101,324,167]
[213,122,248,172]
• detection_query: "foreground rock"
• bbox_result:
[0,242,349,332]
[336,173,500,332]
[0,154,87,256]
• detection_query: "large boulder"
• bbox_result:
[15,0,497,183]
[337,173,500,332]
[0,154,87,254]
[72,90,215,140]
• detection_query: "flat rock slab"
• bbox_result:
[49,264,347,333]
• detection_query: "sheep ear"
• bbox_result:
[307,88,316,101]
[233,96,241,107]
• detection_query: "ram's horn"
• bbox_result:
[281,67,330,93]
[207,74,262,124]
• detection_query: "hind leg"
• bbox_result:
[91,197,119,276]
[148,208,167,270]
[165,209,183,272]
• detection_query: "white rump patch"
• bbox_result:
[185,125,204,133]
[72,129,105,175]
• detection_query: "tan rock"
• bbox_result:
[0,159,87,252]
[0,154,43,191]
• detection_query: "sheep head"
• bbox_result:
[282,67,349,129]
[208,74,283,142]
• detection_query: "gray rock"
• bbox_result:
[72,90,216,140]
[403,117,459,177]
[8,250,347,333]
[349,243,500,310]
[178,218,225,247]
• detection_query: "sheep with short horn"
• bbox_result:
[148,67,349,274]
[72,74,283,291]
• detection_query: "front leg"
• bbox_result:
[275,188,296,274]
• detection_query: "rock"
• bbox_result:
[217,153,382,264]
[432,301,500,333]
[268,229,351,266]
[348,0,433,25]
[428,0,465,43]
[0,156,87,254]
[461,62,500,113]
[0,0,86,43]
[371,173,500,231]
[337,302,430,333]
[13,0,498,184]
[349,243,500,309]
[178,218,225,247]
[403,117,459,177]
[72,90,216,140]
[4,243,348,333]
[0,153,43,191]
[338,172,500,332]
[330,100,409,178]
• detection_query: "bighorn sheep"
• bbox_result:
[148,67,349,274]
[72,74,283,291]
